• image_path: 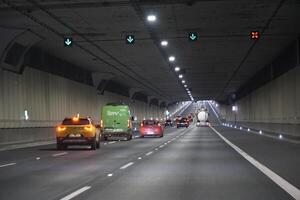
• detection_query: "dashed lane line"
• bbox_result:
[145,151,153,156]
[60,186,91,200]
[120,162,134,170]
[52,152,68,157]
[0,162,16,168]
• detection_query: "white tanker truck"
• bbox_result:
[196,107,210,127]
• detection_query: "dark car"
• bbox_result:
[164,119,173,127]
[176,117,189,128]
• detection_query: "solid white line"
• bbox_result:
[52,152,68,157]
[60,186,91,200]
[108,141,116,144]
[0,162,16,168]
[146,151,153,156]
[120,162,134,169]
[210,126,300,200]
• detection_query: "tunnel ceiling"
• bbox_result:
[0,0,299,102]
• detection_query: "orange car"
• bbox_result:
[56,117,101,150]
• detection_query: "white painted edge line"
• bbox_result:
[146,151,153,156]
[159,145,164,148]
[108,141,116,144]
[210,126,300,200]
[120,162,134,170]
[52,152,68,157]
[0,162,16,168]
[60,186,91,200]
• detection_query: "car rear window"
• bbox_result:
[62,118,90,125]
[179,118,187,122]
[143,120,158,125]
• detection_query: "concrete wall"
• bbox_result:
[220,66,300,137]
[0,67,166,144]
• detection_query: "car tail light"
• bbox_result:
[56,126,66,132]
[72,117,79,122]
[100,120,103,128]
[128,119,131,128]
[84,125,93,132]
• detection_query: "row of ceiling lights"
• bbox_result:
[146,14,194,101]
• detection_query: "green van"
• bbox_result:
[100,103,133,141]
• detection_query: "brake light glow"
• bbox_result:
[57,126,66,132]
[84,125,93,132]
[127,119,131,128]
[72,117,79,122]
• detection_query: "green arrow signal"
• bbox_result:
[188,33,197,41]
[64,37,73,46]
[126,35,135,44]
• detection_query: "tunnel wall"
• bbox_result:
[0,67,165,145]
[220,66,300,137]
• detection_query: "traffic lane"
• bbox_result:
[214,125,300,189]
[0,126,187,200]
[0,126,175,165]
[78,127,293,200]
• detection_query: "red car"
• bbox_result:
[140,119,163,138]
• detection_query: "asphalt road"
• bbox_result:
[1,122,300,200]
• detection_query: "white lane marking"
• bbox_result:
[120,162,134,170]
[159,145,164,148]
[146,151,153,156]
[108,141,116,144]
[107,173,113,177]
[155,148,158,151]
[36,157,40,160]
[138,157,142,160]
[210,126,300,200]
[0,162,16,168]
[52,152,68,157]
[60,186,91,200]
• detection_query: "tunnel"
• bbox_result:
[0,0,300,200]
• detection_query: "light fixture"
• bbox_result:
[161,40,168,46]
[169,56,175,62]
[178,74,183,78]
[174,67,180,72]
[182,80,185,83]
[147,15,156,22]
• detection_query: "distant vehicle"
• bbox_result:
[140,119,163,138]
[100,103,133,141]
[187,115,193,123]
[196,107,209,127]
[164,119,173,127]
[55,116,100,150]
[176,117,189,128]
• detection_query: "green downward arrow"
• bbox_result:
[126,35,135,44]
[189,33,197,41]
